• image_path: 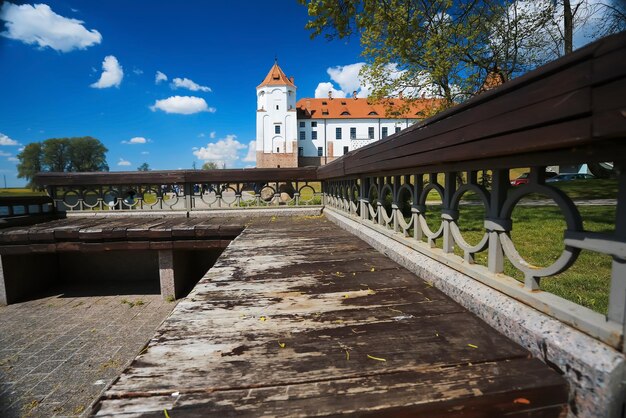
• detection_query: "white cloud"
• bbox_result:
[171,77,211,92]
[314,82,346,99]
[18,147,24,152]
[197,133,205,138]
[193,134,246,167]
[0,151,12,157]
[133,68,143,75]
[155,71,167,84]
[141,151,149,155]
[0,2,101,52]
[117,158,131,166]
[150,96,215,115]
[122,136,150,144]
[243,141,256,163]
[7,157,18,162]
[327,63,365,95]
[0,133,19,146]
[91,55,124,89]
[210,131,216,139]
[316,63,442,99]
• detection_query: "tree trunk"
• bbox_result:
[563,0,573,54]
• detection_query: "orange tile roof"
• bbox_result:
[296,97,440,119]
[257,62,296,89]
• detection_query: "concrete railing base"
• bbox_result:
[325,207,625,418]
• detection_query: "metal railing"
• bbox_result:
[319,32,626,352]
[35,168,322,212]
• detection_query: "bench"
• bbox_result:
[0,216,246,305]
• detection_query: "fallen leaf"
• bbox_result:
[370,267,375,272]
[513,398,531,405]
[345,350,350,360]
[367,354,387,362]
[164,409,171,418]
[259,316,267,322]
[467,344,478,349]
[278,342,286,348]
[367,289,376,295]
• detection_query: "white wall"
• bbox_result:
[296,118,419,157]
[257,86,297,154]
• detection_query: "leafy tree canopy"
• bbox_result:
[17,136,108,187]
[300,0,624,112]
[202,161,220,170]
[137,162,151,171]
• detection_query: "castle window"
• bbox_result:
[368,111,378,115]
[311,121,317,127]
[322,101,327,105]
[382,127,388,138]
[336,127,342,140]
[350,127,356,139]
[368,127,374,139]
[322,109,329,115]
[277,147,280,152]
[395,126,401,133]
[340,101,347,105]
[275,125,281,134]
[317,147,323,156]
[299,131,305,140]
[341,111,350,115]
[312,131,317,140]
[299,121,305,128]
[343,146,349,154]
[276,105,279,110]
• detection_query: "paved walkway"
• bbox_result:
[94,216,567,417]
[0,282,177,417]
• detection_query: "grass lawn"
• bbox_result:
[450,203,614,315]
[0,187,46,197]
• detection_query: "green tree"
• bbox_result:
[16,143,42,188]
[68,136,108,171]
[300,0,624,112]
[41,138,71,172]
[202,161,220,170]
[17,137,109,187]
[137,162,150,171]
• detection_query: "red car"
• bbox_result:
[510,172,557,186]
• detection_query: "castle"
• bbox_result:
[255,62,437,168]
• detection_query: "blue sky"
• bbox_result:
[0,1,364,186]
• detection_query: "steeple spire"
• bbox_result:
[257,61,295,89]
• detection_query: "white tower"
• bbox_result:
[256,61,298,168]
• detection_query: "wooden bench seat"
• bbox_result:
[0,216,248,306]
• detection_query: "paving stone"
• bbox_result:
[0,281,177,417]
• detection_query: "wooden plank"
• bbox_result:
[347,88,591,172]
[34,167,319,187]
[96,358,567,418]
[353,61,593,163]
[344,118,591,176]
[97,217,566,416]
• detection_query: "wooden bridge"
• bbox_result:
[0,32,624,417]
[93,216,567,416]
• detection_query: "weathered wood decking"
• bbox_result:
[94,216,567,417]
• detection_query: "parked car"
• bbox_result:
[545,173,595,183]
[510,171,557,186]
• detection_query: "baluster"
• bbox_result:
[184,183,193,211]
[442,172,457,254]
[608,162,626,352]
[487,169,509,275]
[413,174,423,241]
[393,175,400,232]
[360,177,369,221]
